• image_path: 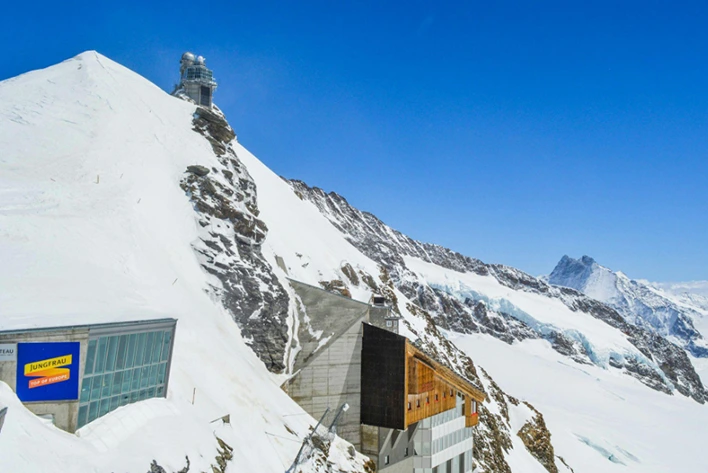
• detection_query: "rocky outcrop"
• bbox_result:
[181,105,290,372]
[319,279,352,298]
[517,403,557,473]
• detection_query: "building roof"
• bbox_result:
[0,316,176,335]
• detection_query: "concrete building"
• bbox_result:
[282,281,485,473]
[0,318,176,432]
[176,52,217,107]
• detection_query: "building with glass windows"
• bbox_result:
[174,52,217,107]
[282,280,485,473]
[0,318,176,433]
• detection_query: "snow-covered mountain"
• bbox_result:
[548,255,708,357]
[2,52,708,473]
[0,52,368,473]
[652,281,708,313]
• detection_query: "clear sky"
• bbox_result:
[3,1,707,281]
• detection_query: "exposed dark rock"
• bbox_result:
[147,456,190,473]
[147,461,166,473]
[192,106,236,156]
[517,402,558,473]
[341,263,360,286]
[186,165,210,177]
[181,103,291,372]
[319,279,352,298]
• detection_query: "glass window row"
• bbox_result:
[78,385,165,427]
[79,362,168,403]
[84,330,172,376]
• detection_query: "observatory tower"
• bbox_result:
[176,52,217,107]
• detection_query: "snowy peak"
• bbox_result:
[549,255,708,357]
[548,255,621,302]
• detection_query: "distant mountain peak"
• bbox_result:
[548,254,603,294]
[548,255,708,357]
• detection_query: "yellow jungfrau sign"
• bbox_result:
[24,354,72,375]
[24,354,73,389]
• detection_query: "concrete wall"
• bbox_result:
[0,328,90,432]
[283,318,364,447]
[289,279,370,373]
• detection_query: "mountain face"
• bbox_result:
[549,255,708,357]
[3,52,708,473]
[286,181,706,403]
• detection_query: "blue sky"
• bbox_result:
[3,1,707,281]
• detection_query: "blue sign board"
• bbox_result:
[16,342,80,402]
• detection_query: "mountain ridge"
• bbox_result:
[549,255,708,357]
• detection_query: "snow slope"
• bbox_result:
[451,333,708,473]
[0,52,367,473]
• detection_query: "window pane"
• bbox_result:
[110,396,120,411]
[121,370,131,393]
[88,401,99,422]
[112,372,122,396]
[126,334,137,368]
[156,386,164,397]
[130,391,139,403]
[120,394,130,406]
[131,368,141,391]
[80,378,91,403]
[152,332,163,364]
[105,336,118,372]
[157,363,167,384]
[94,337,108,374]
[99,398,110,417]
[161,330,172,361]
[143,332,154,365]
[148,365,158,386]
[84,339,97,375]
[101,373,112,398]
[139,389,148,401]
[140,366,149,388]
[147,386,156,398]
[91,376,101,401]
[78,405,88,428]
[134,333,146,367]
[115,335,128,370]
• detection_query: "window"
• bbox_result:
[435,394,439,402]
[77,328,174,429]
[426,396,430,404]
[416,399,420,408]
[386,320,392,327]
[405,447,409,457]
[408,402,412,410]
[200,86,211,106]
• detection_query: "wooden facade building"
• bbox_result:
[361,323,485,431]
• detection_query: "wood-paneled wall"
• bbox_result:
[403,343,486,429]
